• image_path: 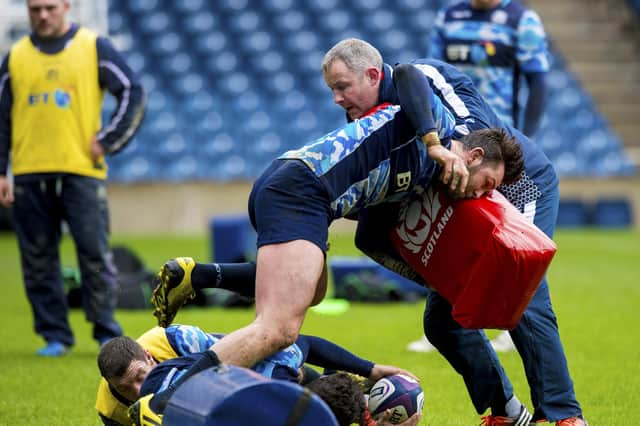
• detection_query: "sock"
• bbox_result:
[149,350,221,413]
[191,262,256,298]
[505,395,523,418]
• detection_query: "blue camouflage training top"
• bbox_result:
[278,103,452,219]
[429,0,550,127]
[164,324,218,355]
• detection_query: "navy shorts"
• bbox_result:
[248,159,333,252]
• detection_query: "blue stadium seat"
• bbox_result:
[148,32,183,57]
[284,30,320,53]
[272,10,306,34]
[193,31,229,56]
[182,11,218,34]
[164,155,201,181]
[161,52,193,77]
[147,111,179,134]
[295,49,325,74]
[262,71,296,95]
[144,87,169,112]
[220,155,249,180]
[245,111,273,135]
[556,199,590,227]
[219,72,253,96]
[230,90,264,115]
[171,73,205,97]
[262,0,295,13]
[158,133,189,158]
[317,10,353,34]
[363,9,398,33]
[349,0,383,12]
[326,29,366,47]
[306,0,339,13]
[138,11,171,35]
[553,151,581,176]
[172,0,206,14]
[240,31,274,54]
[112,155,156,182]
[252,50,285,73]
[202,131,235,157]
[397,0,429,12]
[182,92,218,121]
[108,10,128,34]
[127,0,159,15]
[255,132,283,157]
[205,51,239,76]
[592,198,634,227]
[374,29,411,53]
[228,10,262,33]
[219,0,250,13]
[123,51,147,75]
[409,9,439,33]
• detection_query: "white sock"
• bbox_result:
[505,396,522,418]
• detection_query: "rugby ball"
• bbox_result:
[367,374,424,424]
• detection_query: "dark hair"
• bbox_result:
[461,128,524,184]
[97,336,146,379]
[306,373,366,426]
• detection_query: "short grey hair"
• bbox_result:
[322,38,383,79]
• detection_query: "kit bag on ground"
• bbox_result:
[64,245,155,309]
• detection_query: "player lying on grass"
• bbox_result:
[97,325,416,425]
[129,349,418,426]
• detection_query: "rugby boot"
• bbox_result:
[479,404,532,425]
[531,416,588,426]
[151,257,196,327]
[128,394,162,426]
[556,417,588,426]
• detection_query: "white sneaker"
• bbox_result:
[406,335,437,353]
[490,330,516,352]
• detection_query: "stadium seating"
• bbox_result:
[556,199,591,228]
[556,198,634,228]
[104,0,635,183]
[592,198,634,228]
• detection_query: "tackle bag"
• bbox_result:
[391,186,557,329]
[163,365,338,426]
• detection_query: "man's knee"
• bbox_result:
[423,311,453,349]
[423,317,444,347]
[263,322,300,351]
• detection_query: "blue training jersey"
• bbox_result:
[164,325,219,355]
[429,0,549,127]
[384,59,557,212]
[140,335,374,397]
[279,105,445,219]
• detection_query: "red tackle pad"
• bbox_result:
[391,187,557,329]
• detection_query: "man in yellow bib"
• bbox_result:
[0,0,146,356]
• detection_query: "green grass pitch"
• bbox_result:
[0,229,638,425]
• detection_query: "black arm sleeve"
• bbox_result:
[298,335,374,378]
[0,54,12,175]
[392,63,437,137]
[96,36,146,155]
[522,71,546,137]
